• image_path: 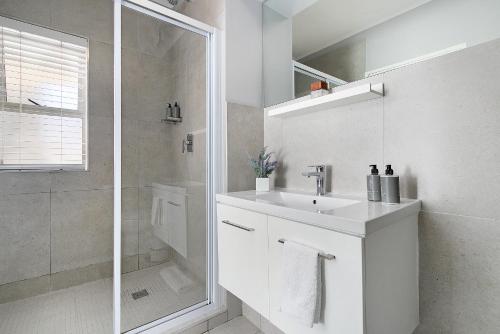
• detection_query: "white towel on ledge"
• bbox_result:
[280,240,322,328]
[151,196,163,227]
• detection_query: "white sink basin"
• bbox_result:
[255,191,359,212]
[216,190,421,236]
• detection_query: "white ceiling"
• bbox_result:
[264,0,320,18]
[284,0,433,59]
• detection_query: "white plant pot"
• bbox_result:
[256,177,270,192]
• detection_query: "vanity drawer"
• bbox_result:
[268,216,364,334]
[217,204,269,317]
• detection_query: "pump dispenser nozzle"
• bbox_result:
[370,164,379,175]
[385,164,394,175]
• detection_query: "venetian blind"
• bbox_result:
[0,16,88,170]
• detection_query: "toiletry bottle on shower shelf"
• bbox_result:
[381,164,400,204]
[367,164,381,201]
[174,102,181,119]
[167,103,173,118]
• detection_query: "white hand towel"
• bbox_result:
[151,196,163,226]
[281,240,322,328]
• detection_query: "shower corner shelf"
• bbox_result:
[265,82,384,118]
[162,116,183,124]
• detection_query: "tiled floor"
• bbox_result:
[0,262,205,334]
[208,317,261,334]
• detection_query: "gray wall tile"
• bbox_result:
[0,274,50,304]
[0,193,50,285]
[226,291,243,321]
[50,0,113,44]
[241,302,261,329]
[227,103,264,192]
[50,189,113,273]
[89,40,114,119]
[0,172,51,196]
[178,321,208,334]
[383,39,500,218]
[208,312,228,330]
[417,212,500,333]
[0,0,52,27]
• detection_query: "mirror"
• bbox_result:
[263,0,500,107]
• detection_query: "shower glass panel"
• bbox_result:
[120,5,208,332]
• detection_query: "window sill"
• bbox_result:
[0,165,88,173]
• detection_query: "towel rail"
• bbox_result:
[221,219,255,232]
[278,238,336,260]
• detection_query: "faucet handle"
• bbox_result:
[308,164,326,172]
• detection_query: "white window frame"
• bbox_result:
[0,16,89,172]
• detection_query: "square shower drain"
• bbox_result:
[131,289,149,300]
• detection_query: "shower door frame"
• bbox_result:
[113,1,226,333]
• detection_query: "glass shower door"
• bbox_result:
[119,3,209,333]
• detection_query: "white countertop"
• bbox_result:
[216,189,421,237]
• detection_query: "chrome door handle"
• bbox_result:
[221,220,255,232]
[167,201,181,207]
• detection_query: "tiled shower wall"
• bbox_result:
[265,38,500,333]
[0,0,225,304]
[0,0,118,302]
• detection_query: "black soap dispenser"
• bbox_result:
[367,164,381,201]
[381,164,400,204]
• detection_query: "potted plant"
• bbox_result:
[249,147,278,192]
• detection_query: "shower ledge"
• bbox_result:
[265,83,384,118]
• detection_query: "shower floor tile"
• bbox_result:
[0,262,205,334]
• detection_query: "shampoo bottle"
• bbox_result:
[174,102,181,118]
[381,164,400,204]
[167,103,173,118]
[367,164,381,201]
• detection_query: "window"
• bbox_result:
[0,16,88,170]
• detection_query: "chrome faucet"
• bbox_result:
[302,165,327,196]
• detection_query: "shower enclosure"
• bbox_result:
[0,0,223,333]
[115,1,223,333]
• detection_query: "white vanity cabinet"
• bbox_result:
[216,191,420,334]
[268,216,364,334]
[217,204,270,317]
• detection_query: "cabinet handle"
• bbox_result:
[278,238,336,260]
[221,219,255,232]
[167,201,181,207]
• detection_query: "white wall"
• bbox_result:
[364,0,500,72]
[262,6,293,107]
[225,0,263,108]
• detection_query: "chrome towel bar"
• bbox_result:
[278,239,336,260]
[221,220,255,232]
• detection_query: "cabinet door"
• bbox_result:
[166,192,188,258]
[268,216,364,334]
[217,204,269,317]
